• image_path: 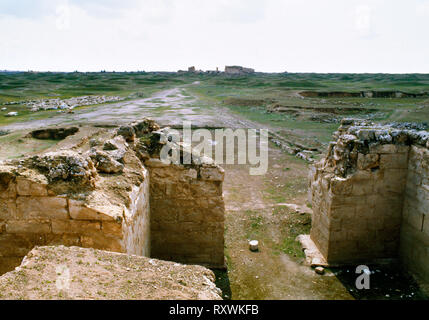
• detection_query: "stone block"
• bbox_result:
[6,220,51,234]
[330,177,352,195]
[351,180,374,196]
[369,144,409,154]
[16,197,68,220]
[80,234,123,252]
[423,216,429,236]
[0,181,16,199]
[144,159,170,168]
[68,200,115,221]
[406,211,424,231]
[102,221,124,238]
[51,220,101,235]
[16,177,48,196]
[406,171,422,187]
[44,233,81,247]
[380,153,409,169]
[357,153,379,170]
[0,199,16,220]
[200,167,225,182]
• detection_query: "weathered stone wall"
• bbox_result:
[0,169,151,275]
[0,119,226,274]
[400,146,429,281]
[309,143,409,263]
[146,160,225,268]
[122,168,151,257]
[309,120,429,281]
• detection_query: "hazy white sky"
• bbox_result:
[1,0,429,73]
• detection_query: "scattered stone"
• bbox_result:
[249,240,259,252]
[90,150,124,174]
[22,95,124,113]
[5,112,18,117]
[315,267,325,275]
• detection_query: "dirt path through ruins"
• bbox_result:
[222,146,354,300]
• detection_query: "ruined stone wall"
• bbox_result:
[309,120,429,281]
[0,128,153,275]
[0,170,151,275]
[122,168,151,257]
[146,160,225,268]
[400,146,429,281]
[0,119,226,274]
[309,143,409,263]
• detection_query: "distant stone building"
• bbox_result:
[188,66,196,73]
[224,66,255,75]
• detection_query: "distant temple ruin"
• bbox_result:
[224,66,255,75]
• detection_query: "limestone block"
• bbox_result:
[190,181,222,197]
[6,220,51,234]
[16,197,68,220]
[330,206,356,220]
[351,180,374,196]
[406,170,422,187]
[330,229,348,242]
[80,234,123,252]
[200,167,225,182]
[416,189,429,209]
[16,177,48,196]
[68,200,115,221]
[330,177,352,195]
[180,168,198,181]
[144,159,170,168]
[51,220,101,235]
[369,144,409,154]
[0,199,16,220]
[406,211,424,231]
[355,206,376,220]
[357,153,379,170]
[44,234,81,247]
[367,216,384,231]
[102,221,124,238]
[0,181,16,199]
[380,153,409,169]
[350,170,373,182]
[177,209,205,223]
[204,207,225,222]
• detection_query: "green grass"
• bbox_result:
[2,71,428,132]
[244,210,265,240]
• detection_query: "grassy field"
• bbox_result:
[1,71,428,143]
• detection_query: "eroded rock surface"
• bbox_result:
[0,246,222,300]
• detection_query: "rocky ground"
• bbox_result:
[0,246,221,300]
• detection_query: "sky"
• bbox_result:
[0,0,429,73]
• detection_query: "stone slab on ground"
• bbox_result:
[297,234,329,267]
[0,246,222,300]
